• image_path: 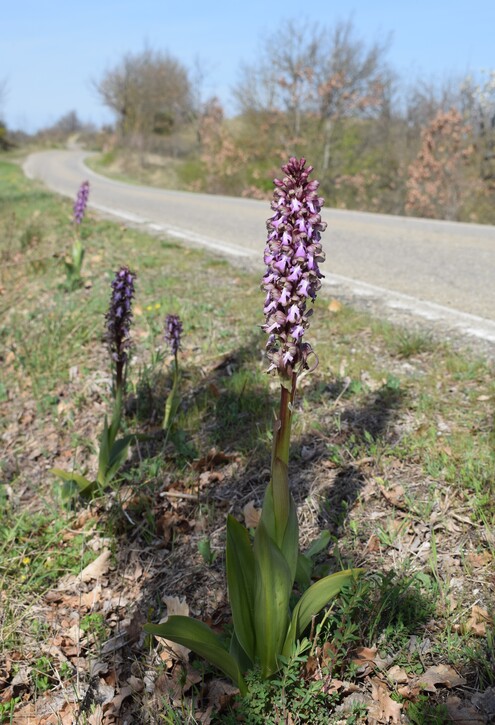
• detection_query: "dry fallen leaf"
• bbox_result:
[156,597,191,666]
[387,665,409,684]
[193,448,233,471]
[352,646,390,674]
[369,677,402,724]
[464,605,492,637]
[446,695,487,724]
[163,595,189,617]
[199,469,224,487]
[365,533,381,553]
[471,687,495,720]
[243,500,261,529]
[207,678,239,711]
[324,679,344,695]
[77,549,111,582]
[107,685,133,716]
[467,551,492,567]
[414,664,466,693]
[328,298,343,313]
[86,704,104,725]
[379,483,406,509]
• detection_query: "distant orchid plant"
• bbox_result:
[162,314,183,432]
[145,159,361,693]
[64,181,90,290]
[106,265,136,396]
[73,180,90,225]
[52,265,137,499]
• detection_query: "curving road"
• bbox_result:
[24,149,495,345]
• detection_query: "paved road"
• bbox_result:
[24,149,495,344]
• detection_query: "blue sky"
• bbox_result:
[1,0,494,132]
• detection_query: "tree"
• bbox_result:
[234,19,392,170]
[315,20,392,171]
[197,97,249,194]
[0,78,10,150]
[235,20,323,142]
[461,71,495,186]
[52,110,84,135]
[405,109,474,220]
[95,48,193,143]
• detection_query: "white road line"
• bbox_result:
[323,274,495,343]
[23,152,495,347]
[93,199,495,344]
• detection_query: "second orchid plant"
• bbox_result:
[52,266,137,499]
[145,159,362,693]
[162,313,183,433]
[64,180,90,290]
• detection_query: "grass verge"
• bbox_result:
[1,157,494,723]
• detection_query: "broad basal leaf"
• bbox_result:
[163,376,180,431]
[253,521,292,677]
[102,435,134,484]
[51,468,95,496]
[226,515,255,663]
[283,568,363,656]
[295,552,313,591]
[305,530,331,559]
[280,494,298,587]
[97,417,111,482]
[144,616,247,696]
[108,388,123,446]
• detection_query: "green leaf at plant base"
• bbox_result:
[229,630,253,673]
[253,520,292,678]
[144,616,247,696]
[97,416,111,484]
[50,468,95,497]
[296,531,332,591]
[72,239,85,268]
[163,375,180,432]
[280,494,298,586]
[260,484,298,586]
[108,388,123,444]
[101,434,135,485]
[283,568,363,657]
[305,530,331,559]
[295,553,313,591]
[226,515,255,664]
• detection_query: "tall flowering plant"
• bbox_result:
[145,159,361,693]
[73,180,90,225]
[106,265,136,396]
[64,181,90,290]
[52,266,137,499]
[162,314,183,432]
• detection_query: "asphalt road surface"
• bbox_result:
[24,149,495,345]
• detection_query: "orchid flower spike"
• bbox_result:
[262,158,326,379]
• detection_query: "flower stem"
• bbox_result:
[270,372,297,545]
[272,374,297,467]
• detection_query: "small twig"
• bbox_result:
[333,377,351,406]
[160,490,202,501]
[451,597,482,626]
[451,512,481,527]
